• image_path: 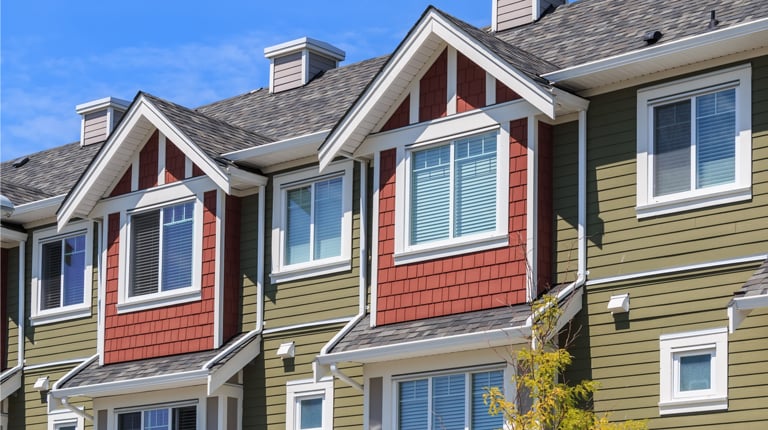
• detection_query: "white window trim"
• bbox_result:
[636,64,752,218]
[270,161,354,283]
[393,125,509,265]
[286,378,334,430]
[47,408,84,430]
[659,327,728,415]
[30,220,93,326]
[116,186,206,314]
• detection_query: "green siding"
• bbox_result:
[240,193,260,331]
[5,247,20,365]
[552,121,580,286]
[8,367,93,430]
[585,56,768,280]
[243,326,363,430]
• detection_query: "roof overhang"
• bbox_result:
[0,366,22,401]
[224,130,330,172]
[318,8,587,170]
[57,94,266,230]
[4,195,63,227]
[728,293,768,333]
[543,17,768,95]
[0,225,27,248]
[51,332,261,399]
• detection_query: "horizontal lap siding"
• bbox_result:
[584,264,768,427]
[263,163,362,328]
[586,57,768,280]
[240,194,260,331]
[242,326,363,430]
[4,248,19,367]
[552,121,580,286]
[9,366,93,430]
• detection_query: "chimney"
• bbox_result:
[264,37,345,93]
[75,97,130,146]
[493,0,566,32]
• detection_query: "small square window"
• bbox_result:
[31,221,93,325]
[636,65,751,217]
[271,161,353,283]
[659,327,728,414]
[286,379,333,430]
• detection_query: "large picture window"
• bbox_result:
[636,65,751,217]
[130,201,195,297]
[117,404,196,430]
[271,161,353,283]
[397,369,504,430]
[31,221,93,325]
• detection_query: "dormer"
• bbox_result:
[492,0,566,31]
[264,37,345,93]
[75,96,130,146]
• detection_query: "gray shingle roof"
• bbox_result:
[0,141,102,206]
[733,258,768,299]
[495,0,768,69]
[59,332,256,389]
[196,56,388,142]
[329,305,531,354]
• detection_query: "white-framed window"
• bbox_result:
[271,161,353,283]
[115,402,197,430]
[636,64,751,218]
[395,367,505,430]
[394,127,509,264]
[659,327,728,415]
[117,191,204,313]
[286,379,334,430]
[30,220,93,325]
[47,408,84,430]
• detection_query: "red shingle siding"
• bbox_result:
[192,163,205,177]
[111,168,132,197]
[496,81,521,104]
[537,122,553,294]
[381,95,411,132]
[138,131,159,190]
[456,53,486,113]
[419,49,448,122]
[164,139,186,184]
[375,119,529,325]
[103,193,217,364]
[223,195,240,343]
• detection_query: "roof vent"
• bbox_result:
[643,30,663,45]
[708,10,719,29]
[264,37,345,93]
[11,156,29,168]
[75,97,131,146]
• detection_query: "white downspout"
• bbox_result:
[18,239,25,367]
[60,397,94,422]
[317,160,369,388]
[257,184,266,332]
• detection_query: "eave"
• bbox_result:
[543,17,768,95]
[223,130,329,172]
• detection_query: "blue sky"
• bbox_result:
[1,1,492,162]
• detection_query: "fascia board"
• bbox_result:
[206,335,261,395]
[316,323,531,365]
[57,95,230,229]
[9,195,63,226]
[0,367,22,401]
[543,17,768,88]
[51,369,208,399]
[224,130,329,169]
[0,226,28,244]
[731,294,768,311]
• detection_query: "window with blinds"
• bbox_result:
[117,405,196,430]
[130,201,194,297]
[284,176,343,266]
[410,132,498,246]
[397,369,504,430]
[39,233,87,311]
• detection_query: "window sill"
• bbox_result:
[270,258,351,283]
[30,306,91,326]
[394,233,509,266]
[117,289,201,314]
[636,186,751,219]
[658,395,728,415]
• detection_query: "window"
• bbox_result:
[130,201,195,297]
[659,327,728,414]
[397,369,504,430]
[117,404,196,430]
[636,65,751,217]
[395,129,508,264]
[286,379,333,430]
[31,221,93,325]
[271,161,353,283]
[47,409,85,430]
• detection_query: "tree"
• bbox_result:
[483,294,647,430]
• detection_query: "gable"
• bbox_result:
[57,94,267,229]
[318,7,587,170]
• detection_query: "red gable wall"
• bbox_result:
[376,118,530,326]
[456,52,486,113]
[419,49,448,122]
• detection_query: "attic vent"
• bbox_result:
[264,37,345,94]
[75,97,130,146]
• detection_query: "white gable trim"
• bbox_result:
[319,8,574,170]
[57,95,233,230]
